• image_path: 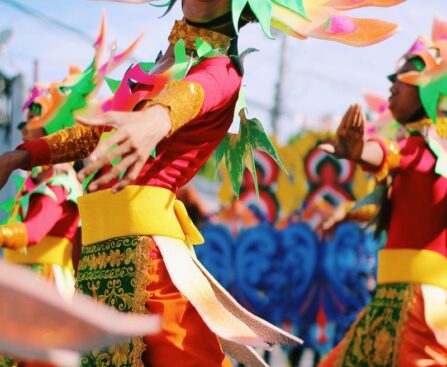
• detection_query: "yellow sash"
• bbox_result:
[4,236,73,270]
[378,249,447,290]
[77,186,204,246]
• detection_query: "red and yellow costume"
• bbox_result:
[320,17,447,367]
[320,133,447,367]
[18,22,301,367]
[0,167,80,298]
[14,0,406,364]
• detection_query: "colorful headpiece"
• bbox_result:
[98,0,404,47]
[363,91,399,139]
[397,16,447,136]
[23,14,142,134]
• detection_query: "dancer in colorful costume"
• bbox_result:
[0,12,140,294]
[0,86,83,367]
[319,16,447,367]
[0,87,82,296]
[0,16,141,366]
[0,1,404,366]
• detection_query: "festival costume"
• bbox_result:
[0,167,81,367]
[0,16,143,366]
[0,12,140,294]
[0,166,81,297]
[319,17,447,367]
[17,1,404,366]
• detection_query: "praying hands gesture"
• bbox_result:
[77,105,171,192]
[319,104,384,168]
[319,104,365,161]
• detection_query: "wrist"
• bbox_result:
[358,140,385,168]
[144,104,172,138]
[4,150,30,171]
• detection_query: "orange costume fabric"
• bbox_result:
[143,243,232,367]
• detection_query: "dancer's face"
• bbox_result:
[182,0,231,23]
[21,124,45,142]
[388,61,424,124]
[21,107,45,142]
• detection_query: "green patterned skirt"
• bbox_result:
[77,235,153,367]
[319,283,433,367]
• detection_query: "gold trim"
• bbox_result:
[129,236,153,367]
[434,117,447,138]
[168,19,231,54]
[146,80,205,135]
[406,118,432,135]
[374,139,401,182]
[0,222,28,250]
[46,125,101,164]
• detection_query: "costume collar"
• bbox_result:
[168,20,232,55]
[405,118,432,136]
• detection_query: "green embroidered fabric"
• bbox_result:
[77,235,153,367]
[0,357,17,367]
[334,283,417,367]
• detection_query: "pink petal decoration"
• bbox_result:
[22,86,47,111]
[93,12,106,49]
[98,33,144,76]
[325,15,357,35]
[432,16,447,42]
[324,0,405,10]
[109,64,169,111]
[363,92,389,114]
[0,260,160,364]
[317,16,398,46]
[272,2,399,47]
[404,35,431,58]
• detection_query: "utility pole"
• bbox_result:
[270,33,287,137]
[33,59,39,84]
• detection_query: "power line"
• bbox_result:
[0,0,139,63]
[0,0,94,44]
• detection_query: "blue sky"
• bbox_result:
[1,0,446,141]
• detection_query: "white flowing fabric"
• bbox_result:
[154,235,302,366]
[0,260,160,366]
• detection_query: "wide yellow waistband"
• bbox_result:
[77,185,204,246]
[378,249,447,289]
[3,236,73,269]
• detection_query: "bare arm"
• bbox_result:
[0,150,31,191]
[320,201,379,232]
[0,125,101,193]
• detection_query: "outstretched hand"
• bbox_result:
[77,105,171,193]
[319,104,365,161]
[317,202,352,238]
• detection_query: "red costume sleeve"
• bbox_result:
[23,186,67,246]
[184,57,242,117]
[396,136,427,171]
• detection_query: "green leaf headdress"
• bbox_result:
[24,13,142,135]
[98,0,403,46]
[397,16,447,137]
